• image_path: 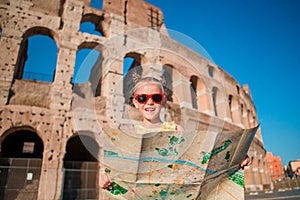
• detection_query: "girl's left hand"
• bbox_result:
[240,155,251,169]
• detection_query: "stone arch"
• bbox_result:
[246,108,251,128]
[190,76,198,109]
[236,85,240,95]
[207,65,215,78]
[211,85,228,119]
[0,127,44,158]
[162,64,174,102]
[211,87,219,116]
[0,127,44,199]
[63,132,99,162]
[14,26,58,82]
[228,94,241,124]
[241,103,250,127]
[75,42,103,96]
[73,42,102,84]
[80,13,105,37]
[195,76,209,113]
[62,132,99,199]
[248,109,257,127]
[123,52,144,104]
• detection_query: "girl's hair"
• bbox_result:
[132,77,165,95]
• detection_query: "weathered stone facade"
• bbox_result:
[0,0,271,199]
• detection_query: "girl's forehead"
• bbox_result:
[135,83,163,93]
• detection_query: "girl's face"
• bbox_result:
[133,83,165,126]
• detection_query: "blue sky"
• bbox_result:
[146,0,300,165]
[22,0,300,165]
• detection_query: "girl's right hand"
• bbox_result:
[99,172,111,189]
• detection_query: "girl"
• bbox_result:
[99,76,251,190]
[100,76,182,189]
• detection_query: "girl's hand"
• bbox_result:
[240,155,251,169]
[99,172,111,189]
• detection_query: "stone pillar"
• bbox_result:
[38,116,66,200]
[173,78,193,109]
[197,88,213,115]
[231,103,243,126]
[101,58,125,128]
[216,94,230,121]
[50,46,76,111]
[0,24,22,105]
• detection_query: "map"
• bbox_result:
[100,126,258,199]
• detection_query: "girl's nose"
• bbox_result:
[146,97,154,105]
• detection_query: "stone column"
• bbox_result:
[101,58,125,128]
[0,24,22,105]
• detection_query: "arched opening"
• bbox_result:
[123,53,143,104]
[236,85,240,95]
[62,134,99,199]
[162,64,174,102]
[90,0,103,9]
[19,34,57,82]
[75,42,103,97]
[228,94,241,123]
[190,76,198,109]
[0,129,44,199]
[228,95,233,120]
[246,109,251,127]
[80,21,103,37]
[81,14,105,37]
[208,65,214,77]
[240,104,245,125]
[73,48,101,84]
[0,26,2,40]
[1,130,43,158]
[212,87,218,116]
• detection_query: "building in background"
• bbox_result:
[266,152,285,182]
[285,160,300,178]
[0,0,271,199]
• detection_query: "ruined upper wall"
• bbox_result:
[103,0,165,30]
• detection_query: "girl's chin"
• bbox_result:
[143,113,159,121]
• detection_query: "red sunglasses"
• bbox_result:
[134,93,165,104]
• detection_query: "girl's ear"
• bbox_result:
[133,98,139,108]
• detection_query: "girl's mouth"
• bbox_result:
[145,107,155,112]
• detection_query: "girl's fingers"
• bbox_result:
[99,172,111,188]
[240,156,251,168]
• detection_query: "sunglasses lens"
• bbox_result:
[152,94,163,103]
[137,94,148,103]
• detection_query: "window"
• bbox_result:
[228,95,233,119]
[190,76,198,109]
[208,65,214,77]
[123,57,135,76]
[23,142,35,153]
[22,35,57,82]
[80,21,103,36]
[162,65,174,102]
[90,0,103,9]
[212,87,218,116]
[123,54,142,104]
[73,49,101,84]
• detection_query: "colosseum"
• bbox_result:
[0,0,272,199]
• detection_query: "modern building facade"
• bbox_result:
[286,160,300,178]
[0,0,271,199]
[266,152,285,182]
